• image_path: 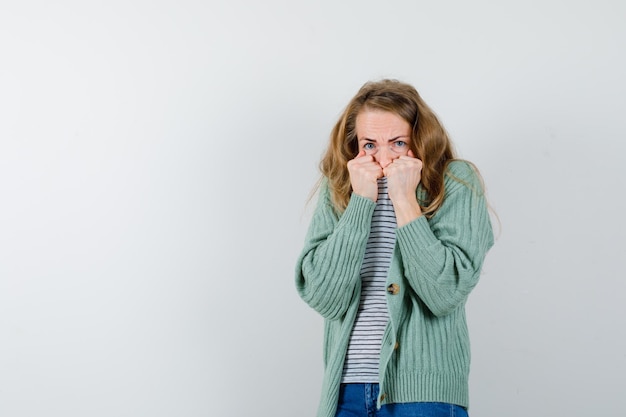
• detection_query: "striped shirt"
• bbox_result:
[342,177,396,383]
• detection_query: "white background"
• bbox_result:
[1,1,625,416]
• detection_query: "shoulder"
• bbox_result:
[310,177,339,219]
[444,159,484,195]
[317,177,332,205]
[446,159,477,180]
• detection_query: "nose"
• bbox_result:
[376,147,396,168]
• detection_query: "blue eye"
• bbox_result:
[364,143,375,150]
[394,141,407,148]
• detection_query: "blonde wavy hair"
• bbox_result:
[319,79,458,217]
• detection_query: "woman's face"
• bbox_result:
[355,109,412,168]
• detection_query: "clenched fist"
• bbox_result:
[383,149,422,204]
[348,150,384,202]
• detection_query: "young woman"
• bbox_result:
[295,79,494,417]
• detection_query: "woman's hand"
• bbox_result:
[348,150,383,202]
[384,150,423,226]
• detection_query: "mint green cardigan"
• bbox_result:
[295,160,494,417]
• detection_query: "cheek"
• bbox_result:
[395,148,410,158]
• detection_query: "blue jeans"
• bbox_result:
[335,383,469,417]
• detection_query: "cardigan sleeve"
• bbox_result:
[295,180,376,320]
[395,161,494,317]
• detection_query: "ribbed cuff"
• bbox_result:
[337,193,376,231]
[396,215,438,249]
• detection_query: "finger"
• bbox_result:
[354,151,374,163]
[408,149,415,158]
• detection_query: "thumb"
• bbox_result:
[408,149,416,158]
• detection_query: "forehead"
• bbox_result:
[355,109,411,139]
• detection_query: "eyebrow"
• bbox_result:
[359,135,410,142]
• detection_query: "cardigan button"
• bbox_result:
[394,341,399,350]
[386,283,400,295]
[380,393,386,402]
